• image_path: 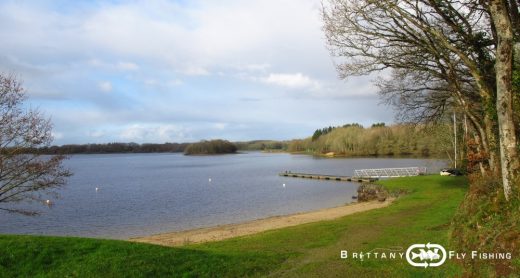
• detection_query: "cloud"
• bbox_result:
[0,0,395,144]
[213,122,227,130]
[51,132,63,140]
[139,78,184,91]
[116,62,139,71]
[179,66,210,76]
[88,59,139,71]
[98,81,113,92]
[262,73,321,90]
[232,63,271,72]
[119,124,190,142]
[87,130,106,138]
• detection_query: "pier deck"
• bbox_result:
[353,167,427,178]
[279,172,377,183]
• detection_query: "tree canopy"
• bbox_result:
[184,140,238,155]
[323,0,519,199]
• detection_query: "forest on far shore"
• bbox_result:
[23,122,455,159]
[286,123,455,158]
[184,139,237,155]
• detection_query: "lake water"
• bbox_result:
[0,152,446,239]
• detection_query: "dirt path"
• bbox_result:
[130,199,394,247]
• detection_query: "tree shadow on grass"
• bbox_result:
[434,176,468,189]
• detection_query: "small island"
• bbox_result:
[184,139,238,155]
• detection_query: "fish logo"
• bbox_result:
[406,243,447,268]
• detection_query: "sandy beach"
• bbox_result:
[131,198,394,246]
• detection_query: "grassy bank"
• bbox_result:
[1,176,469,277]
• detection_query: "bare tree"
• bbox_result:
[323,0,520,199]
[322,0,500,170]
[0,73,71,215]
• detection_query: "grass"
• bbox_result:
[0,175,468,277]
[451,175,520,276]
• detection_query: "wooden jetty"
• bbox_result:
[279,172,377,183]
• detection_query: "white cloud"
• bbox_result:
[180,66,210,76]
[74,0,326,74]
[51,132,63,140]
[87,59,105,67]
[98,81,113,92]
[116,62,139,71]
[143,79,158,86]
[0,0,394,144]
[88,59,139,71]
[120,124,190,142]
[232,63,271,72]
[0,0,329,77]
[262,73,321,90]
[88,130,106,138]
[142,78,183,88]
[169,79,183,86]
[120,124,147,140]
[213,122,227,130]
[0,0,331,82]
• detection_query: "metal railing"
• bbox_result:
[353,167,427,178]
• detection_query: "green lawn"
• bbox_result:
[0,175,468,277]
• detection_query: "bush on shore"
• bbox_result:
[451,175,520,276]
[184,140,237,155]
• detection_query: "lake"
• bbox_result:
[0,152,446,239]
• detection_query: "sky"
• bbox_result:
[0,0,395,145]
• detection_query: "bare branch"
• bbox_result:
[0,73,71,216]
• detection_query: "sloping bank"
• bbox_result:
[0,176,473,277]
[131,198,394,246]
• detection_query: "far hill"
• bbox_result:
[184,140,238,155]
[287,123,452,157]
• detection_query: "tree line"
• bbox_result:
[311,123,365,141]
[25,141,283,154]
[289,123,451,157]
[35,142,189,154]
[184,140,237,155]
[234,140,286,151]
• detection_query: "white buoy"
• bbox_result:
[95,187,99,192]
[45,199,51,205]
[208,178,212,182]
[283,183,286,188]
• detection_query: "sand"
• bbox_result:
[130,198,394,247]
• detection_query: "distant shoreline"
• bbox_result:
[130,198,394,247]
[28,147,445,159]
[263,150,446,159]
[49,151,443,160]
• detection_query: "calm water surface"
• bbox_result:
[1,152,446,239]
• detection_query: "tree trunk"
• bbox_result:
[483,114,500,173]
[509,0,520,36]
[489,0,520,200]
[451,77,495,174]
[467,112,493,175]
[474,134,488,175]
